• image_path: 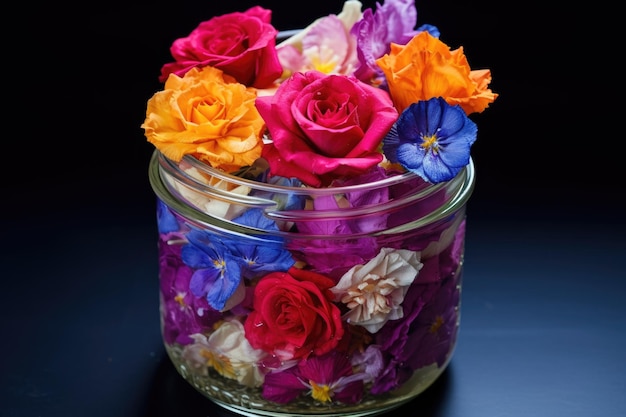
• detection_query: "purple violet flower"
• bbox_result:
[369,281,441,393]
[369,235,463,393]
[351,344,384,383]
[352,0,438,85]
[262,351,366,404]
[292,167,393,278]
[436,218,466,279]
[403,272,461,371]
[158,238,222,344]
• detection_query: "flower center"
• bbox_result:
[305,45,340,74]
[174,292,186,307]
[421,134,439,154]
[310,380,333,403]
[213,259,227,276]
[429,315,445,334]
[201,349,236,379]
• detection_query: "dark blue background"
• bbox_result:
[3,1,624,416]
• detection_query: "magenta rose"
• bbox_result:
[159,6,282,88]
[257,70,399,187]
[243,267,344,361]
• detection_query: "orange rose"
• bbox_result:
[376,31,498,115]
[142,66,264,172]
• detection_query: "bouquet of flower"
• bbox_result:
[142,0,497,409]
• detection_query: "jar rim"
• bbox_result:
[179,152,436,195]
[149,150,475,237]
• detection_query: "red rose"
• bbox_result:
[243,267,344,360]
[257,70,399,187]
[159,6,282,88]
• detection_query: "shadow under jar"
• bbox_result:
[149,149,475,417]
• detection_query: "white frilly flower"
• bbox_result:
[182,319,267,387]
[331,247,423,333]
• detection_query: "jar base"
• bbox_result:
[212,399,405,417]
[165,343,453,417]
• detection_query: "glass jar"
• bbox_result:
[148,149,475,417]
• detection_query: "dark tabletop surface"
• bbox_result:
[3,1,624,416]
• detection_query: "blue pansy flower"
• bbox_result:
[417,23,440,38]
[182,211,295,311]
[231,208,295,275]
[250,176,306,212]
[383,96,477,183]
[183,229,242,311]
[156,198,180,234]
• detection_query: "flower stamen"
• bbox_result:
[421,134,439,154]
[429,315,445,334]
[310,380,333,403]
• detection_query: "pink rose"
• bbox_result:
[243,267,344,360]
[159,6,282,88]
[257,70,399,187]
